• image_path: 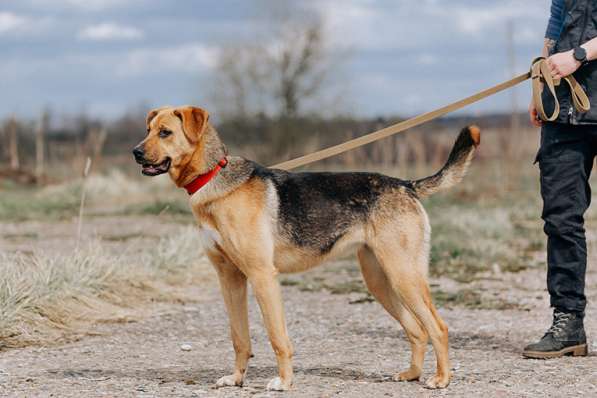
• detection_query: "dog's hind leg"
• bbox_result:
[357,246,428,382]
[208,251,252,388]
[371,241,451,389]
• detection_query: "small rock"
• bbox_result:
[180,344,193,351]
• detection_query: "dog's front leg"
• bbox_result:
[210,253,252,388]
[250,271,294,391]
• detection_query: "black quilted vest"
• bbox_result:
[544,0,597,124]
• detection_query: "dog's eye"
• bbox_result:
[159,130,172,138]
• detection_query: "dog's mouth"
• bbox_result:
[141,158,171,176]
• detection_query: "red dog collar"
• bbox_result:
[184,157,228,195]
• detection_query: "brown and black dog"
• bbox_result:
[133,106,480,391]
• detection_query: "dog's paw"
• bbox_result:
[215,374,242,388]
[266,376,291,391]
[424,373,450,389]
[392,368,421,382]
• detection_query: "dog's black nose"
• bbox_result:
[132,146,145,162]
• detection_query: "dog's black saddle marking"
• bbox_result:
[252,163,411,254]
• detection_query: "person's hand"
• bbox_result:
[528,99,542,127]
[547,50,581,79]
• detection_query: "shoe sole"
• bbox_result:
[522,344,588,359]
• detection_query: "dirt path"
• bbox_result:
[0,265,596,397]
[1,218,596,397]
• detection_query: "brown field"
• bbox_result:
[1,126,596,397]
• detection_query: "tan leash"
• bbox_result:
[271,58,590,171]
[531,57,590,121]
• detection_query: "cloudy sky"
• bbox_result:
[0,0,551,120]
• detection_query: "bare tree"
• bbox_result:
[36,109,50,180]
[7,116,19,171]
[214,48,249,118]
[210,18,341,120]
[210,46,269,119]
[87,126,108,170]
[273,22,328,118]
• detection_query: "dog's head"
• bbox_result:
[132,106,210,178]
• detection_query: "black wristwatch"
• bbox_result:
[573,46,589,65]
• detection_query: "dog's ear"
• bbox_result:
[173,106,210,144]
[146,109,160,127]
[146,107,169,129]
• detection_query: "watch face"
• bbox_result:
[574,47,587,61]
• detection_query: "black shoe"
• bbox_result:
[523,309,588,359]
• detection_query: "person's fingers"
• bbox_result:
[529,105,542,127]
[531,116,542,127]
[533,113,543,127]
[551,65,561,78]
[532,117,543,127]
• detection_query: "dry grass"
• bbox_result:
[421,150,548,282]
[0,170,189,221]
[0,226,213,350]
[0,171,204,349]
[428,204,545,282]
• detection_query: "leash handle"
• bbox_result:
[532,57,590,122]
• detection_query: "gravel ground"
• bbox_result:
[1,218,596,397]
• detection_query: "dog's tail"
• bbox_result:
[411,125,480,198]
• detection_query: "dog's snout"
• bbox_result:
[132,145,145,162]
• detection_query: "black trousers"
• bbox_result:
[538,122,596,314]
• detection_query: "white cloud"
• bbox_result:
[427,1,548,38]
[307,0,549,51]
[453,7,528,35]
[79,23,143,41]
[310,1,387,50]
[0,42,219,81]
[67,0,128,8]
[0,11,55,36]
[0,12,29,34]
[118,43,219,76]
[416,53,437,66]
[28,0,133,11]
